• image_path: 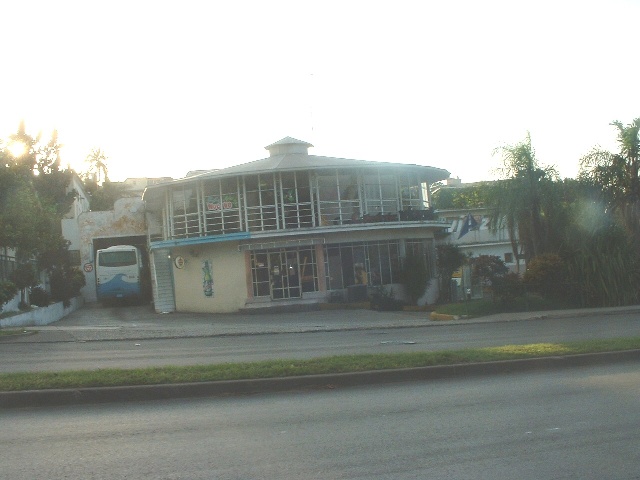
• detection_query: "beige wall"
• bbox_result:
[171,242,247,313]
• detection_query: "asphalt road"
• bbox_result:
[2,361,639,480]
[2,311,640,373]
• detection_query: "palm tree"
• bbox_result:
[488,134,559,265]
[84,148,109,185]
[579,118,640,243]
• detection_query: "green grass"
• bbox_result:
[0,329,31,337]
[1,337,639,392]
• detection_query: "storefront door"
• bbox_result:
[269,250,301,299]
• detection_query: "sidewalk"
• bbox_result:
[8,303,640,343]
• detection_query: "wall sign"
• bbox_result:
[174,255,185,269]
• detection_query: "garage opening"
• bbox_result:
[92,235,152,304]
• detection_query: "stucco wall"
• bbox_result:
[78,197,147,302]
[171,242,247,313]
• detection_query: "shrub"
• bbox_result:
[0,281,18,306]
[370,287,403,311]
[523,253,568,299]
[29,286,51,307]
[400,251,430,305]
[493,272,524,307]
[50,267,86,307]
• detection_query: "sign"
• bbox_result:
[206,195,237,211]
[83,263,93,273]
[174,255,185,269]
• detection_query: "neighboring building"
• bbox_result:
[436,207,523,300]
[142,137,451,313]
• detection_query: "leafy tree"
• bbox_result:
[579,118,640,244]
[472,255,508,289]
[436,244,466,303]
[431,183,488,210]
[0,281,18,307]
[82,178,126,211]
[1,123,78,307]
[32,129,76,217]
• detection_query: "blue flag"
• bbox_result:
[458,213,479,239]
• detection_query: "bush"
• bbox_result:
[493,272,524,307]
[50,267,86,307]
[29,286,51,307]
[523,254,568,299]
[0,281,18,306]
[370,287,404,311]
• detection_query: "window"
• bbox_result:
[504,252,514,263]
[324,241,402,290]
[244,174,278,231]
[202,178,242,235]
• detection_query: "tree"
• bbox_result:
[579,118,640,244]
[431,183,488,210]
[436,244,466,303]
[84,148,109,185]
[0,123,77,296]
[400,250,430,305]
[488,134,560,265]
[472,255,508,290]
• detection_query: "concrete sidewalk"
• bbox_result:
[7,303,640,343]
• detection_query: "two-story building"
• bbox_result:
[142,137,451,313]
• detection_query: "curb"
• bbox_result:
[2,349,639,409]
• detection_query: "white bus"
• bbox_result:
[95,245,143,303]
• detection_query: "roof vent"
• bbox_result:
[265,137,313,156]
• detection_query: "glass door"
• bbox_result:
[269,250,301,299]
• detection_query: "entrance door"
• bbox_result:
[269,250,301,299]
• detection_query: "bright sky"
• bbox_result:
[1,0,638,183]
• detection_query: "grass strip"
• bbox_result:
[1,337,639,392]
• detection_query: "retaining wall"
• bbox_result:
[0,297,84,328]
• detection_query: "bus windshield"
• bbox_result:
[98,251,137,267]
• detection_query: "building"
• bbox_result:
[142,137,451,313]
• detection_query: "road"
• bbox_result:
[2,361,639,479]
[1,311,640,372]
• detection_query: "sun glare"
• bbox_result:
[7,140,27,158]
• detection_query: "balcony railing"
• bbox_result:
[155,207,438,243]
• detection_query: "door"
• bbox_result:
[269,250,301,299]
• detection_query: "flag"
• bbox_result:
[458,213,478,239]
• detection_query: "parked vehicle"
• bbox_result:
[95,245,143,303]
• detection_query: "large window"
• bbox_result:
[363,172,398,216]
[398,174,428,210]
[324,241,401,290]
[280,172,313,229]
[316,170,361,225]
[202,177,242,235]
[250,247,319,299]
[244,174,278,232]
[171,186,200,238]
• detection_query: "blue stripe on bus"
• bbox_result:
[97,274,141,300]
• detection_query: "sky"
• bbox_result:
[1,0,638,183]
